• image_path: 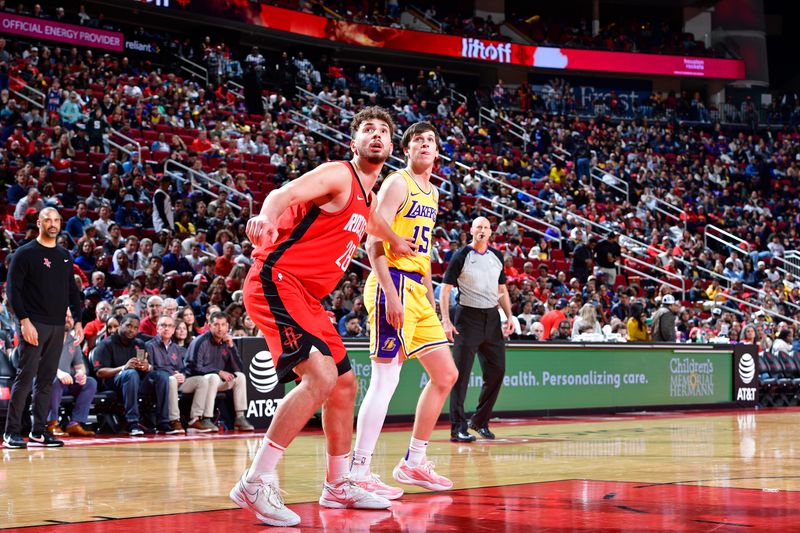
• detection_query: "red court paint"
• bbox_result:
[5,480,796,532]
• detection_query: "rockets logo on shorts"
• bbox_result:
[282,326,303,352]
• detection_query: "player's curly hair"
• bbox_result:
[350,106,395,138]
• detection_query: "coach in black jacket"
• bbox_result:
[4,208,83,449]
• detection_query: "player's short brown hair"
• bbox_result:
[400,121,442,151]
[350,106,395,138]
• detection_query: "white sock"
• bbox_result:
[247,436,285,483]
[352,359,402,476]
[405,437,428,467]
[350,448,373,480]
[326,453,350,484]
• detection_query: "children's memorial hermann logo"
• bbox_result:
[669,357,714,397]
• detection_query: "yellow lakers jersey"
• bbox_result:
[384,169,438,275]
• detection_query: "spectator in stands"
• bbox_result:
[341,313,367,339]
[184,312,253,431]
[153,180,175,231]
[175,284,199,315]
[47,312,96,437]
[235,126,257,154]
[550,320,573,341]
[94,313,171,435]
[162,298,179,318]
[189,130,214,155]
[570,237,595,284]
[772,328,793,355]
[610,293,630,321]
[234,239,253,267]
[83,300,112,351]
[207,189,234,220]
[0,285,12,346]
[84,271,113,302]
[178,305,202,339]
[13,188,44,221]
[174,210,196,239]
[594,233,621,282]
[529,321,545,341]
[626,302,649,342]
[651,295,678,342]
[111,249,136,284]
[146,314,205,434]
[84,184,106,211]
[73,240,97,273]
[86,107,108,152]
[540,298,569,339]
[214,242,236,277]
[571,303,601,339]
[115,195,143,228]
[7,172,31,204]
[172,318,191,348]
[162,239,194,274]
[139,295,163,337]
[59,92,85,127]
[91,205,112,241]
[184,243,205,273]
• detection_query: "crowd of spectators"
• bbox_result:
[0,0,799,388]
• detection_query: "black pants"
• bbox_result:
[449,305,506,431]
[5,322,65,435]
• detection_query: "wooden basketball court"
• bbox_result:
[2,408,799,531]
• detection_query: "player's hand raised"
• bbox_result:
[247,214,279,247]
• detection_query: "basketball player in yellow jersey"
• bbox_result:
[350,122,458,498]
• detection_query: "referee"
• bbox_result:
[3,207,83,449]
[440,217,514,442]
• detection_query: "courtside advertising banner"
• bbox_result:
[346,344,741,415]
[235,337,285,430]
[0,12,124,52]
[237,340,749,422]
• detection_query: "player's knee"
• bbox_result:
[336,371,358,400]
[433,366,459,391]
[305,367,338,401]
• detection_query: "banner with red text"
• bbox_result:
[0,12,124,52]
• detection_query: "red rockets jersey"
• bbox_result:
[252,161,371,299]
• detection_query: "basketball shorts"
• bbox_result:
[364,268,448,361]
[243,259,351,383]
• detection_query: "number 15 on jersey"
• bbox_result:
[411,225,430,254]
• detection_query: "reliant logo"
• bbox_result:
[461,38,511,64]
[248,350,279,393]
[125,39,158,54]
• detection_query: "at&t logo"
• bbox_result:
[736,352,756,402]
[249,350,278,393]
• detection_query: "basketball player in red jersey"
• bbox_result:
[230,107,415,527]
